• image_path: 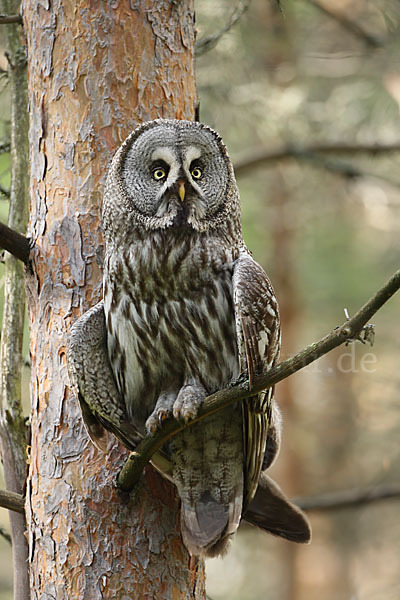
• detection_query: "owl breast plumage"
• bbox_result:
[105,227,247,555]
[104,230,240,425]
[66,119,310,559]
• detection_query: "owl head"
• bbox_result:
[103,120,241,238]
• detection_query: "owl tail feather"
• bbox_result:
[181,489,243,558]
[243,472,312,544]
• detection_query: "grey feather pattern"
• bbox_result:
[233,252,281,508]
[67,301,142,451]
[67,119,311,557]
[68,302,311,546]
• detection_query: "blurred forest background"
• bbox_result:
[1,1,400,599]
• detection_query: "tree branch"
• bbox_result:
[0,141,11,153]
[306,0,383,49]
[297,154,400,189]
[0,221,32,264]
[0,183,10,198]
[195,0,251,56]
[117,269,400,491]
[233,141,400,177]
[0,525,12,544]
[0,13,22,24]
[296,483,400,512]
[0,488,24,514]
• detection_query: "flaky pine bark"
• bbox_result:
[22,2,203,598]
[0,1,30,599]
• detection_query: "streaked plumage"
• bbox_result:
[67,119,311,557]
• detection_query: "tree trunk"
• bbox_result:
[0,1,30,599]
[22,2,203,598]
[269,169,303,600]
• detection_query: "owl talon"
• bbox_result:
[145,392,176,434]
[181,406,198,423]
[158,410,169,425]
[146,409,172,434]
[145,416,158,435]
[173,404,197,423]
[173,383,206,423]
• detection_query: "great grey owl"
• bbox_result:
[67,119,310,557]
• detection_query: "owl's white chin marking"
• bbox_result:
[155,197,178,218]
[189,197,207,220]
[187,214,207,232]
[155,195,208,230]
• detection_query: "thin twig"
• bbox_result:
[306,0,383,48]
[0,183,10,198]
[196,0,252,56]
[299,154,400,189]
[0,13,22,24]
[0,489,25,514]
[0,141,11,153]
[117,269,400,491]
[295,483,400,512]
[0,221,32,264]
[233,141,400,177]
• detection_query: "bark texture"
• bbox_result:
[22,2,203,598]
[0,1,30,599]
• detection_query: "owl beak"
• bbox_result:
[178,182,186,202]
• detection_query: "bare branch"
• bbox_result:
[196,0,251,56]
[296,483,400,512]
[0,221,31,264]
[0,141,10,153]
[0,489,24,514]
[0,13,22,24]
[298,154,400,189]
[306,0,383,48]
[0,183,10,198]
[117,269,400,491]
[233,141,400,177]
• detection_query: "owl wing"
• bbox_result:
[232,252,281,509]
[67,301,142,452]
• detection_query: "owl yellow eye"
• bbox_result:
[191,167,202,180]
[153,167,167,181]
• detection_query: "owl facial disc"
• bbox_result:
[113,120,237,232]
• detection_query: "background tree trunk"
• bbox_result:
[21,2,203,597]
[269,170,301,600]
[0,1,30,599]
